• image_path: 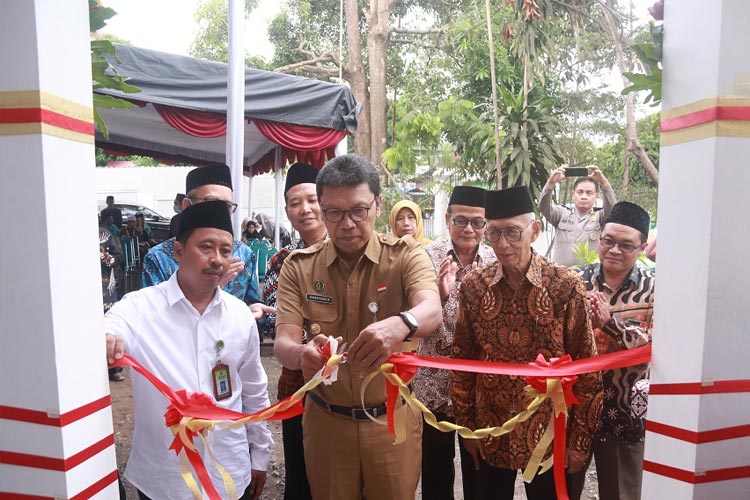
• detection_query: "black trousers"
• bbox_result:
[282,414,312,500]
[476,462,556,500]
[421,412,477,500]
[138,484,255,500]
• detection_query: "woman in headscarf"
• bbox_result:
[389,199,432,245]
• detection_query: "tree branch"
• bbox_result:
[390,27,443,35]
[274,55,337,73]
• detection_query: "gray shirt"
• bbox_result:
[538,184,616,267]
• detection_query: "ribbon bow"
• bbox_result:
[521,354,578,500]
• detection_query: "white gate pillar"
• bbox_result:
[643,1,750,498]
[0,1,118,498]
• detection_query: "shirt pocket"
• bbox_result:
[556,220,575,242]
[301,301,339,338]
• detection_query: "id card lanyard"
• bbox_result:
[209,311,232,401]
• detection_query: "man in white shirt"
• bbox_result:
[105,200,273,500]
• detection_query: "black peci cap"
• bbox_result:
[484,186,535,219]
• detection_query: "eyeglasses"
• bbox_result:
[322,198,376,223]
[599,237,641,254]
[485,220,534,243]
[186,196,238,214]
[452,217,487,229]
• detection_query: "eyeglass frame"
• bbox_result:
[484,219,535,243]
[322,197,377,223]
[185,196,238,214]
[599,236,642,254]
[451,217,487,229]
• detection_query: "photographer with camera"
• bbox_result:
[538,164,616,267]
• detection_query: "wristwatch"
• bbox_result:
[399,311,419,341]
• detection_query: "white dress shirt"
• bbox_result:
[104,272,273,499]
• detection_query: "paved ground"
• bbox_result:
[110,344,600,499]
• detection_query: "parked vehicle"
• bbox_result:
[98,202,171,243]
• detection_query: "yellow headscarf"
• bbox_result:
[389,200,432,245]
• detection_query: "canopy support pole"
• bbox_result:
[226,0,245,238]
[274,147,282,249]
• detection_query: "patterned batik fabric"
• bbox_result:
[413,239,496,416]
[578,263,655,444]
[451,252,602,470]
[262,240,307,400]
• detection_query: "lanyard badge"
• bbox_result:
[211,339,232,401]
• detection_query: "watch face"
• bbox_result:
[401,311,418,330]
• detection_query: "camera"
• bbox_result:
[565,166,589,177]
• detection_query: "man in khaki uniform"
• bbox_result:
[538,165,616,267]
[275,154,443,500]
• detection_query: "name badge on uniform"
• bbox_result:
[212,363,232,401]
[306,293,333,304]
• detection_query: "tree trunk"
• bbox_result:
[622,147,630,195]
[367,0,393,166]
[599,1,659,186]
[484,0,502,188]
[345,0,371,158]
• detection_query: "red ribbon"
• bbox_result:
[113,345,652,498]
[112,355,303,499]
[525,354,578,500]
[387,344,651,377]
[383,346,652,499]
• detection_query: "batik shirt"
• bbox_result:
[141,237,260,305]
[578,263,655,444]
[451,252,602,470]
[413,238,496,416]
[263,239,307,400]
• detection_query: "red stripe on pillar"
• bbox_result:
[0,470,118,500]
[644,460,750,484]
[661,106,750,132]
[0,395,111,427]
[647,420,750,443]
[0,434,114,471]
[0,107,94,135]
[649,379,750,395]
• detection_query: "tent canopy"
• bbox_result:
[95,44,359,175]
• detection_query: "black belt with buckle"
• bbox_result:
[307,391,387,421]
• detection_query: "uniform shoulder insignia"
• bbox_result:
[298,239,327,254]
[379,233,399,245]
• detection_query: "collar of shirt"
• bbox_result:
[164,271,225,313]
[489,250,544,288]
[323,232,382,267]
[592,262,642,292]
[446,239,484,268]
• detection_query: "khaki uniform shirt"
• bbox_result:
[276,233,438,408]
[538,184,616,267]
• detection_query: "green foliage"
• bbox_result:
[622,23,663,105]
[497,86,564,200]
[190,0,260,64]
[383,110,443,175]
[89,1,139,137]
[592,113,659,215]
[572,240,599,267]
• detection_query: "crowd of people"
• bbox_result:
[103,158,654,500]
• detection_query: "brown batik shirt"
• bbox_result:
[413,238,496,416]
[451,252,603,470]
